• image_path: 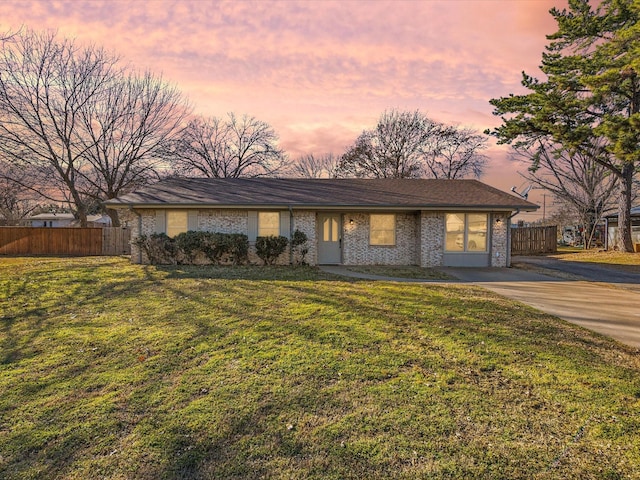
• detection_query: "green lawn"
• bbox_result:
[1,257,639,479]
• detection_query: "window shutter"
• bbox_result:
[248,211,258,241]
[187,210,198,231]
[280,211,290,238]
[155,210,166,234]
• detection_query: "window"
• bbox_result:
[445,213,465,252]
[166,211,188,237]
[370,214,396,246]
[322,216,339,242]
[258,212,280,237]
[445,213,488,252]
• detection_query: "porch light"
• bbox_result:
[349,219,354,225]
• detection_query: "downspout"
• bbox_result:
[128,205,143,264]
[289,205,294,265]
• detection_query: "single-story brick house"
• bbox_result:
[105,177,538,267]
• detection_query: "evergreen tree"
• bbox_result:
[489,0,639,251]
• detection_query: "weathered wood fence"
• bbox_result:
[511,225,557,255]
[0,227,131,256]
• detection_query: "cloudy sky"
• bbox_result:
[2,0,566,219]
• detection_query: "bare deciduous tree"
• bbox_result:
[423,126,488,179]
[336,110,440,178]
[0,29,119,226]
[76,72,189,225]
[0,161,40,224]
[171,113,286,178]
[513,139,618,249]
[0,29,189,226]
[336,109,488,179]
[291,153,338,178]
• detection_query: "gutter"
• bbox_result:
[105,202,536,212]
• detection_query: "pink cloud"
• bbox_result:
[1,0,567,215]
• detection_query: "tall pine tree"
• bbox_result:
[489,0,639,251]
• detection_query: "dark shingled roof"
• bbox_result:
[105,177,538,211]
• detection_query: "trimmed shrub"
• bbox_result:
[227,233,249,265]
[174,231,207,264]
[291,229,309,264]
[255,235,289,265]
[134,231,249,265]
[133,233,177,265]
[202,233,249,265]
[201,233,226,264]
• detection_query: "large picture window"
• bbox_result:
[258,212,280,237]
[166,211,188,238]
[445,213,487,252]
[370,214,396,246]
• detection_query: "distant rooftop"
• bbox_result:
[29,213,75,220]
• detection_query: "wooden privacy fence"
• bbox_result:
[0,227,131,256]
[511,225,557,255]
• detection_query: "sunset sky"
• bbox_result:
[2,0,567,219]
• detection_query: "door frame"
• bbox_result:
[317,213,342,264]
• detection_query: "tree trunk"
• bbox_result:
[71,191,88,227]
[616,163,635,252]
[76,209,88,228]
[106,208,121,227]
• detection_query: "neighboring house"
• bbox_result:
[104,177,538,267]
[28,212,75,228]
[27,213,113,228]
[605,206,640,251]
[71,214,113,228]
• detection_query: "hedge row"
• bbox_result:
[133,230,308,265]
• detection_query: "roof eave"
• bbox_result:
[107,202,538,212]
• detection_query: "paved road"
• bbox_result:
[321,261,640,349]
[514,255,640,292]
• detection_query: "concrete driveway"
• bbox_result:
[321,262,640,349]
[446,265,640,348]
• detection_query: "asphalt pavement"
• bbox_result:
[513,255,640,292]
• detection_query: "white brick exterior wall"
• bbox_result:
[292,210,317,265]
[491,213,509,267]
[117,208,155,264]
[198,209,247,233]
[419,212,445,267]
[342,212,418,265]
[123,208,510,267]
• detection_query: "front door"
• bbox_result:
[317,213,341,264]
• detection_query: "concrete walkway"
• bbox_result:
[320,265,640,349]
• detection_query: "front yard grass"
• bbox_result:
[1,257,639,479]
